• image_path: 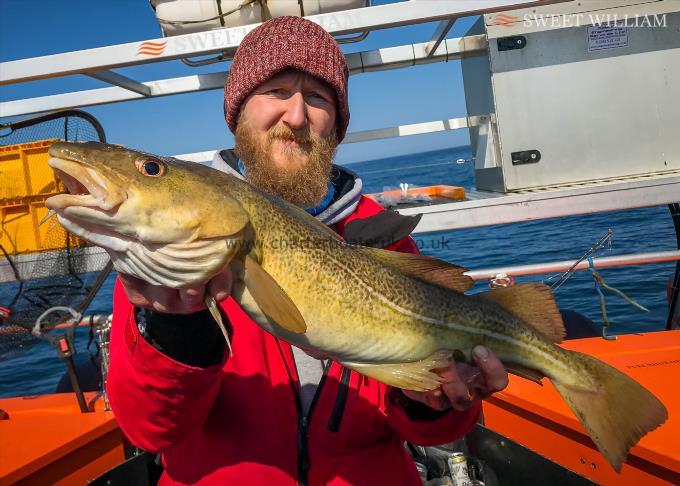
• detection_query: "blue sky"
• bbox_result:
[0,0,479,164]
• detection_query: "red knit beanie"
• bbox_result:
[224,16,350,141]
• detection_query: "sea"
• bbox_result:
[0,145,675,398]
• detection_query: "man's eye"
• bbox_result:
[267,88,287,96]
[306,92,330,104]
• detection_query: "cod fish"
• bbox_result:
[45,141,667,472]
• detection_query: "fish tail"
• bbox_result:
[551,349,667,472]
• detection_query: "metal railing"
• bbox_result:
[466,250,680,281]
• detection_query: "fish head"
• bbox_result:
[46,141,251,287]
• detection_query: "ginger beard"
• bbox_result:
[234,117,338,208]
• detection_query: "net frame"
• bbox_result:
[0,109,112,359]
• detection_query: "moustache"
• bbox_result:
[267,126,313,146]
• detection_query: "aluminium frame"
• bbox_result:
[0,0,553,118]
[1,0,678,240]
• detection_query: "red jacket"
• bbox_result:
[107,196,480,485]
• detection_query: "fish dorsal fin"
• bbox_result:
[244,256,307,334]
[360,247,473,293]
[477,283,566,343]
[342,350,453,391]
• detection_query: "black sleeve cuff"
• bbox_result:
[136,307,230,368]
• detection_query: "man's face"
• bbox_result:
[234,69,339,208]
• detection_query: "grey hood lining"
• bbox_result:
[212,150,363,226]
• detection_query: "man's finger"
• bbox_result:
[208,267,233,302]
[424,392,451,411]
[440,365,474,411]
[471,345,509,392]
[144,284,179,312]
[178,285,206,312]
[400,389,451,411]
[119,273,200,314]
[119,273,152,307]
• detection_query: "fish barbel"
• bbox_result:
[45,141,667,472]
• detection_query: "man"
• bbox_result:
[107,16,508,485]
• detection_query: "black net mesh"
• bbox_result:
[0,110,112,359]
[0,111,106,146]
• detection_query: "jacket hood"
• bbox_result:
[212,149,362,225]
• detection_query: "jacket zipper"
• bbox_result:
[276,339,331,486]
[299,360,331,484]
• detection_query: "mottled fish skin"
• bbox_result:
[215,176,580,387]
[46,142,668,472]
[45,142,564,374]
[46,141,578,378]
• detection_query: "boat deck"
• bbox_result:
[397,171,680,234]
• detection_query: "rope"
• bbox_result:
[74,260,113,316]
[259,0,272,22]
[587,256,649,341]
[547,229,613,291]
[0,243,24,312]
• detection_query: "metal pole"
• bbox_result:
[54,334,89,413]
[94,316,112,411]
[466,250,680,281]
[64,353,89,413]
[666,203,680,329]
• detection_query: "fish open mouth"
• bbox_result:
[46,157,125,212]
[56,167,90,197]
[42,156,131,252]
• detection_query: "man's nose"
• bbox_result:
[280,92,308,130]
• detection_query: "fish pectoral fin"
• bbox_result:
[197,202,251,239]
[359,247,473,293]
[476,283,566,343]
[205,294,233,357]
[342,350,453,391]
[505,364,545,385]
[243,256,307,334]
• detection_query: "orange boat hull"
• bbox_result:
[0,392,125,486]
[1,333,677,485]
[483,330,680,485]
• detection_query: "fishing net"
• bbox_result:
[0,110,112,359]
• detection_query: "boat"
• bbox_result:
[1,0,679,484]
[149,0,370,36]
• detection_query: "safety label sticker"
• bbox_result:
[587,23,629,52]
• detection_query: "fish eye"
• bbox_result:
[135,157,165,177]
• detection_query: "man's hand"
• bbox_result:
[119,267,233,314]
[401,346,508,411]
